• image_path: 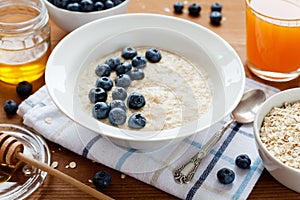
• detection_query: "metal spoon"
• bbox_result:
[173,89,266,184]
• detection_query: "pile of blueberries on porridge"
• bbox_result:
[78,46,212,131]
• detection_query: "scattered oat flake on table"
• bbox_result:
[69,161,77,169]
[51,161,59,168]
[164,7,171,13]
[121,174,126,179]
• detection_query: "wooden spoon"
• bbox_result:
[0,131,113,200]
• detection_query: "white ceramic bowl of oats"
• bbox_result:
[45,14,245,151]
[254,87,300,193]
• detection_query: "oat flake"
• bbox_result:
[44,117,52,124]
[51,161,59,169]
[69,161,77,169]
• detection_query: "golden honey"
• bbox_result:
[0,0,50,85]
[0,164,15,183]
[0,47,51,84]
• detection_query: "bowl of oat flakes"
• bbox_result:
[254,87,300,193]
[45,13,245,151]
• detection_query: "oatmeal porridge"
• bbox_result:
[260,101,300,169]
[77,47,212,131]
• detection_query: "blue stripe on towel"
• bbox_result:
[186,123,242,200]
[82,134,102,158]
[232,157,262,200]
[115,149,137,171]
[188,140,203,149]
[238,128,254,138]
[24,100,35,107]
[24,100,46,108]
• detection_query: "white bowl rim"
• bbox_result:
[254,87,300,174]
[46,13,246,142]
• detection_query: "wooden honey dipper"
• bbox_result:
[0,131,114,200]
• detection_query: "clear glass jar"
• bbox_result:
[0,0,50,84]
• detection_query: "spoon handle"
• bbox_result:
[173,119,235,184]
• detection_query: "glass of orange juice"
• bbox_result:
[245,0,300,82]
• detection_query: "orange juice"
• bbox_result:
[246,0,300,81]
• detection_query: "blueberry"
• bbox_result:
[127,92,145,109]
[108,108,127,126]
[188,3,201,16]
[80,0,94,12]
[53,0,69,8]
[88,87,108,103]
[115,74,131,88]
[95,63,111,77]
[121,47,138,60]
[210,11,222,25]
[145,48,162,63]
[92,102,110,119]
[128,113,146,129]
[92,170,112,190]
[131,56,147,68]
[211,2,222,12]
[66,3,81,11]
[109,100,126,111]
[115,62,132,75]
[217,168,235,184]
[3,100,18,115]
[105,57,121,70]
[112,0,123,6]
[235,154,251,169]
[94,1,104,11]
[173,2,184,14]
[126,68,145,80]
[96,76,113,91]
[16,81,32,98]
[112,87,127,100]
[105,0,114,9]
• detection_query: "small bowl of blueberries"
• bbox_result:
[43,0,130,32]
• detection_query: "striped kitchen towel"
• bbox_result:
[17,78,279,200]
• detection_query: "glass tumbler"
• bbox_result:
[0,0,50,85]
[245,0,300,82]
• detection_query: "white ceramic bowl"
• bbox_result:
[42,0,130,32]
[254,87,300,193]
[45,14,245,151]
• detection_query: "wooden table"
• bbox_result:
[1,0,300,199]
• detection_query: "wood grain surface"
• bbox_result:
[0,0,300,199]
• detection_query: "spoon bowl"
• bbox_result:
[232,89,266,123]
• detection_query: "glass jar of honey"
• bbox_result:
[0,0,50,84]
